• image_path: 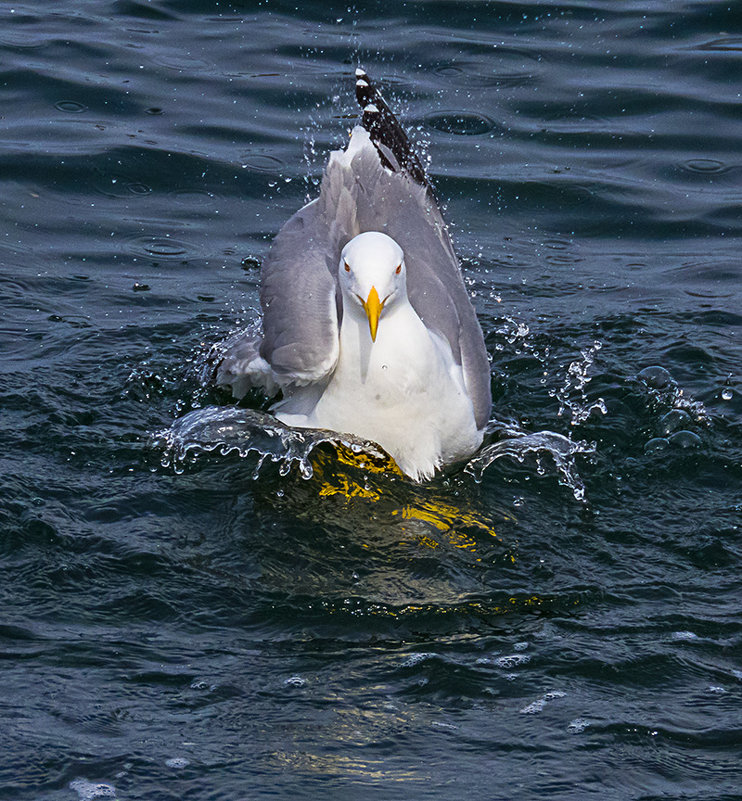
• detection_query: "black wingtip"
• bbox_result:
[353,68,431,191]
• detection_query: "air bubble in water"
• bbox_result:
[638,365,674,389]
[668,430,701,449]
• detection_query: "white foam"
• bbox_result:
[519,699,546,714]
[519,690,566,714]
[495,653,531,668]
[69,779,117,801]
[401,652,436,667]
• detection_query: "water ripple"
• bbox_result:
[3,3,742,799]
[425,112,497,136]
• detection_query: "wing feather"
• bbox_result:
[259,199,346,386]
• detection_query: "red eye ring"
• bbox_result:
[395,263,402,275]
[344,261,351,273]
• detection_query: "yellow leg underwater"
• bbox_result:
[307,443,511,557]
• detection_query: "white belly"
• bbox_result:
[275,303,481,481]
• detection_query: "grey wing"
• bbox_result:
[216,201,341,397]
[259,195,351,387]
[401,193,492,431]
[349,143,492,430]
[221,131,366,394]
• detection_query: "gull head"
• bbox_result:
[339,231,406,342]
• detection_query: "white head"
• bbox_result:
[339,231,406,341]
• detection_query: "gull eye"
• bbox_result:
[395,263,402,275]
[344,261,351,273]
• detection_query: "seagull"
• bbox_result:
[217,69,491,481]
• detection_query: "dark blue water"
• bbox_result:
[2,2,741,799]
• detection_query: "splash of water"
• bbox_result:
[492,318,608,429]
[152,406,391,480]
[155,319,595,497]
[464,421,595,502]
[153,404,593,503]
[552,340,607,426]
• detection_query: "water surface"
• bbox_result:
[2,1,741,799]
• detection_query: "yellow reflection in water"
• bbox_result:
[295,442,514,561]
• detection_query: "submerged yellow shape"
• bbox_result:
[330,441,403,476]
[304,442,509,559]
[308,441,399,500]
[393,497,501,553]
[317,474,380,501]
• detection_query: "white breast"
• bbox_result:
[276,297,481,481]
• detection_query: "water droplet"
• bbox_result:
[241,256,261,271]
[721,388,733,401]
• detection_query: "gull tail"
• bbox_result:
[354,68,431,192]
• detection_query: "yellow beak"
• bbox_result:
[362,286,384,342]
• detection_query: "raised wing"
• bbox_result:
[259,199,342,387]
[352,70,492,429]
